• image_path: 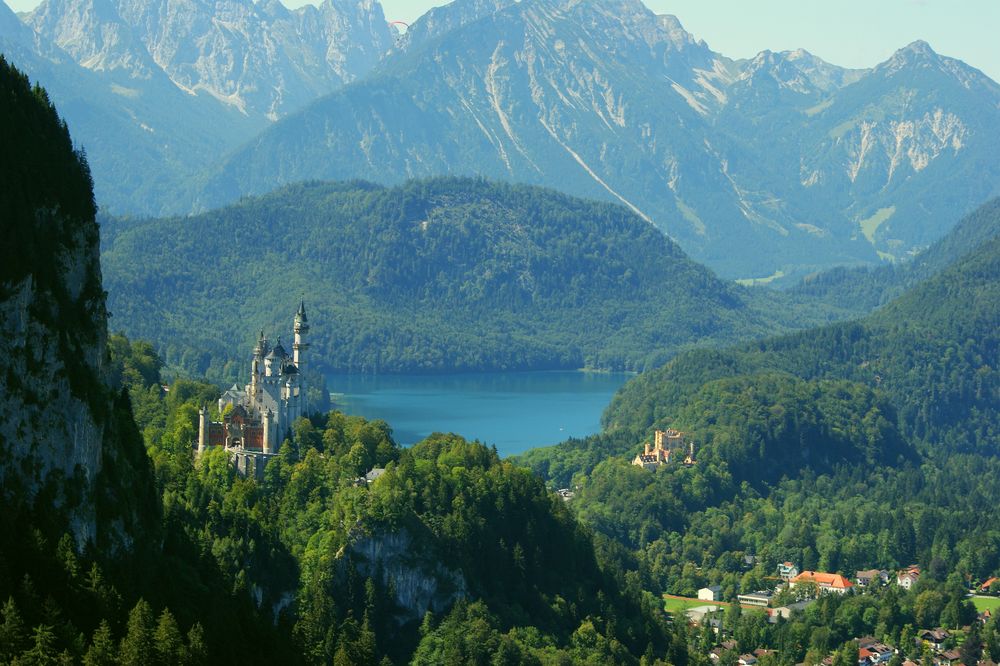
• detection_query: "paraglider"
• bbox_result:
[388,20,410,47]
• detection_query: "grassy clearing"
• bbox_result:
[859,206,896,245]
[973,596,1000,612]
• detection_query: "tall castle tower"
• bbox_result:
[293,300,310,411]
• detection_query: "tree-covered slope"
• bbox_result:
[790,196,1000,313]
[603,233,1000,456]
[102,177,785,376]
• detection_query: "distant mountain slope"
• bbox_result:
[0,0,265,213]
[2,0,393,214]
[604,232,1000,456]
[24,0,393,121]
[192,0,1000,279]
[791,196,1000,312]
[101,178,786,375]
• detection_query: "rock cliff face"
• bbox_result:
[25,0,394,121]
[349,530,467,624]
[0,56,156,549]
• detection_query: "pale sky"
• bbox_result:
[5,0,998,82]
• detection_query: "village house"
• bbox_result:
[771,599,814,620]
[919,629,950,651]
[897,565,921,590]
[856,569,890,587]
[699,585,722,601]
[778,562,800,580]
[980,576,999,593]
[858,642,894,665]
[933,650,961,666]
[790,570,855,595]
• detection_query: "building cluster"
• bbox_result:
[685,561,999,666]
[196,303,310,478]
[632,429,697,470]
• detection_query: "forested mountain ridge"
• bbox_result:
[791,196,1000,313]
[603,228,1000,456]
[513,195,1000,647]
[102,177,808,377]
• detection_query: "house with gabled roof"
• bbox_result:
[790,570,855,595]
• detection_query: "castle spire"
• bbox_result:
[293,302,310,412]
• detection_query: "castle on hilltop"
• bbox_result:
[632,429,696,470]
[197,303,310,477]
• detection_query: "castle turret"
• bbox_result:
[198,406,208,455]
[263,408,274,454]
[293,301,310,411]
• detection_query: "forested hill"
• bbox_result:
[603,230,1000,457]
[102,178,787,376]
[790,196,1000,313]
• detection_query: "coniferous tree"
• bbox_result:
[183,622,207,666]
[153,608,184,665]
[18,624,60,666]
[959,625,982,666]
[118,599,154,666]
[82,620,118,666]
[0,597,28,661]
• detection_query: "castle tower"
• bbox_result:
[251,330,265,398]
[198,406,208,455]
[654,430,665,451]
[263,408,273,454]
[293,301,310,411]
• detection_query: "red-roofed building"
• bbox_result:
[980,576,999,592]
[897,566,921,590]
[790,571,855,595]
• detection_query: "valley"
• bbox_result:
[2,1,1000,664]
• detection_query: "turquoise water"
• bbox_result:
[326,371,631,458]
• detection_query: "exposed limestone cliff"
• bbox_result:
[349,529,467,624]
[0,56,157,550]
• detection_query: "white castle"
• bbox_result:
[197,302,310,476]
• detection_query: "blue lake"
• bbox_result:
[326,371,632,458]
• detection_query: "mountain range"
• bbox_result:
[5,0,1000,279]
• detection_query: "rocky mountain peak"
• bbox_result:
[25,0,160,79]
[879,39,942,74]
[24,0,394,120]
[395,0,515,52]
[876,39,1000,98]
[655,14,704,52]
